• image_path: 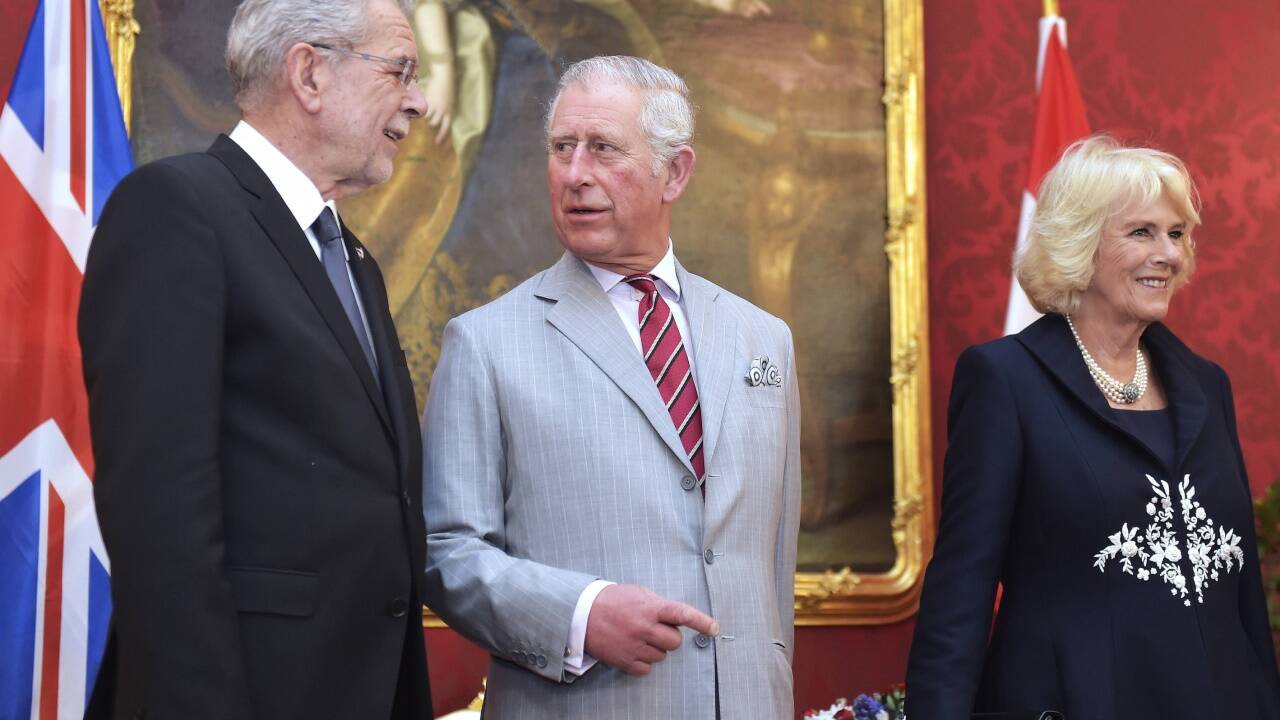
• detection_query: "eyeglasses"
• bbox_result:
[309,43,418,87]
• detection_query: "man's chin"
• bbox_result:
[555,233,614,259]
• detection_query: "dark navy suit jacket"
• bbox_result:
[80,137,430,719]
[906,314,1280,719]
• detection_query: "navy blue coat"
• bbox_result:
[906,314,1280,719]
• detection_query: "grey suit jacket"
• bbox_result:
[423,252,800,719]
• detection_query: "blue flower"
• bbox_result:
[851,694,886,720]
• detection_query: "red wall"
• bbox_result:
[430,1,1280,715]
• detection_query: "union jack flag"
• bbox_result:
[0,1,131,717]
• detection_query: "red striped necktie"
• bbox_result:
[624,275,705,481]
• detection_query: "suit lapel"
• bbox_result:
[536,253,696,476]
[677,261,738,469]
[1015,314,1206,473]
[1141,323,1207,470]
[206,136,393,439]
[345,226,412,474]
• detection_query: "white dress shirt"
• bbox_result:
[564,241,696,675]
[228,121,377,365]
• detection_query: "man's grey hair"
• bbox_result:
[225,0,413,111]
[546,56,695,176]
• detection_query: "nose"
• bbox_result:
[402,77,427,120]
[1153,231,1184,269]
[564,145,595,187]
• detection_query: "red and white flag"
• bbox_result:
[0,1,132,717]
[1003,6,1091,335]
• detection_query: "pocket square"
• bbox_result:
[745,355,783,387]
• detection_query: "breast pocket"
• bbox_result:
[745,386,787,409]
[741,354,788,408]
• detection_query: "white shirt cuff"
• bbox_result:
[564,579,613,675]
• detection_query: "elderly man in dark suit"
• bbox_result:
[78,1,432,717]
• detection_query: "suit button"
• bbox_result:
[511,650,524,663]
[680,475,697,491]
[537,654,548,668]
[694,633,711,649]
[703,548,716,565]
[387,597,409,618]
[401,489,412,507]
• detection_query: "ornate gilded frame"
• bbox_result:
[794,0,931,625]
[101,0,931,628]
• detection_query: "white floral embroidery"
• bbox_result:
[1093,474,1245,606]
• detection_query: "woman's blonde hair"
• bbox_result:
[1014,134,1201,315]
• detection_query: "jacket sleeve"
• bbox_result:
[421,317,597,683]
[1217,365,1280,701]
[905,344,1026,719]
[79,161,254,718]
[774,321,801,662]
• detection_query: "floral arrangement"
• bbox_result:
[804,687,906,720]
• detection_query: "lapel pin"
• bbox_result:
[745,356,783,387]
[353,246,364,260]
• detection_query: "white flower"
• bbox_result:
[877,712,889,720]
[1096,475,1243,607]
[1189,545,1207,566]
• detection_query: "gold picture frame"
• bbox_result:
[102,0,931,627]
[794,0,931,625]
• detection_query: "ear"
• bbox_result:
[661,145,696,204]
[282,42,327,114]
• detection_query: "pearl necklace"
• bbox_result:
[1065,314,1148,404]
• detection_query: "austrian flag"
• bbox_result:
[0,1,132,717]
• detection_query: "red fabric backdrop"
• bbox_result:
[429,0,1280,715]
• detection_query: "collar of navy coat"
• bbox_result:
[204,134,407,471]
[1015,313,1208,476]
[533,251,740,476]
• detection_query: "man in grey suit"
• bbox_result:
[422,55,800,718]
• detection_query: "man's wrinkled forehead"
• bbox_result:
[547,80,645,136]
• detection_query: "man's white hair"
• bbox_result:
[225,0,413,111]
[546,55,695,176]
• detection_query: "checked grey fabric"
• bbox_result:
[423,252,801,719]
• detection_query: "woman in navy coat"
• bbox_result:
[906,136,1280,719]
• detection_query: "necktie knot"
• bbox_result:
[623,274,658,296]
[311,207,343,246]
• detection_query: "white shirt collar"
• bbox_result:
[585,240,682,299]
[228,120,336,231]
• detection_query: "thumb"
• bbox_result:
[656,600,720,637]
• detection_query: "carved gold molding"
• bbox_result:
[99,0,139,134]
[792,0,932,625]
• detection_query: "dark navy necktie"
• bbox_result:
[311,207,379,380]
